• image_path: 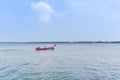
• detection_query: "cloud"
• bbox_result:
[31,1,53,23]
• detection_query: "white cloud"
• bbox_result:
[31,1,53,23]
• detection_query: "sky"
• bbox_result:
[0,0,120,42]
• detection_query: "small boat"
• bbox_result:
[35,44,56,51]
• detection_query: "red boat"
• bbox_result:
[35,44,56,51]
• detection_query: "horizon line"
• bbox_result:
[0,41,120,43]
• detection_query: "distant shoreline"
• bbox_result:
[0,41,120,44]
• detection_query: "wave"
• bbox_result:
[0,48,34,52]
[0,62,31,79]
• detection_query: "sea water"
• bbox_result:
[0,43,120,80]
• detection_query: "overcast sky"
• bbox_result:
[0,0,120,42]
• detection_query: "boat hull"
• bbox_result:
[35,44,56,51]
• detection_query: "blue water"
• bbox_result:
[0,43,120,80]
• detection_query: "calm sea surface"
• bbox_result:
[0,43,120,80]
